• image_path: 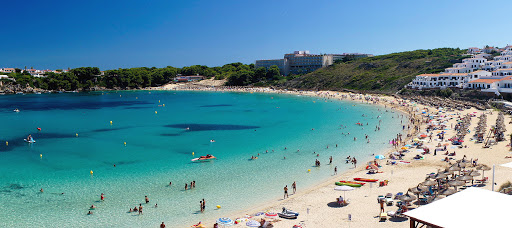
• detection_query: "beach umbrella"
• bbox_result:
[477,165,491,179]
[335,185,355,199]
[448,166,461,172]
[433,173,448,179]
[422,180,437,186]
[217,218,234,226]
[246,220,260,227]
[413,138,420,142]
[400,194,417,202]
[375,155,385,160]
[440,188,457,196]
[448,180,465,187]
[457,175,473,181]
[469,171,481,177]
[401,146,408,150]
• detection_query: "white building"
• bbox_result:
[255,50,373,75]
[408,45,512,94]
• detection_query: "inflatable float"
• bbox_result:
[335,182,362,187]
[353,178,378,182]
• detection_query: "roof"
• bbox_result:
[503,62,512,65]
[417,73,468,77]
[469,76,512,83]
[404,188,512,228]
[471,70,490,73]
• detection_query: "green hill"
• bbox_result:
[281,48,467,93]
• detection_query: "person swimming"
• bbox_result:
[26,134,33,141]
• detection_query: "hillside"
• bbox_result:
[281,48,467,93]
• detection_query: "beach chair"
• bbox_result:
[385,193,394,206]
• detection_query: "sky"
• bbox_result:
[1,0,512,70]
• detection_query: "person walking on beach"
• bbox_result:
[284,185,289,199]
[292,182,296,194]
[379,198,385,214]
[138,204,143,215]
[353,157,357,168]
[334,166,338,175]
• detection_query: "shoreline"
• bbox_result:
[151,82,511,228]
[151,83,418,227]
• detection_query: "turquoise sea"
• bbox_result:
[0,91,405,227]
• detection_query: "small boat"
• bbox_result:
[353,178,379,182]
[14,108,20,112]
[24,139,36,143]
[278,212,298,219]
[335,182,362,187]
[191,154,216,162]
[282,207,299,216]
[339,180,366,185]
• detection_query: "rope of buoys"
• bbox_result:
[155,111,157,114]
[192,152,195,156]
[124,142,126,146]
[163,104,165,107]
[40,154,42,158]
[90,170,93,175]
[76,133,78,137]
[158,100,160,103]
[5,141,8,146]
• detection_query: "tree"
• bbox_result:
[266,65,281,80]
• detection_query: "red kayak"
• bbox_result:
[353,178,379,182]
[339,180,366,185]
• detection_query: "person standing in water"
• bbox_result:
[100,193,105,201]
[329,156,333,164]
[145,195,149,204]
[138,204,143,215]
[185,183,188,190]
[334,166,338,175]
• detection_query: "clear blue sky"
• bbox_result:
[1,0,511,70]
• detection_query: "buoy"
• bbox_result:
[136,97,138,99]
[307,169,311,172]
[216,205,221,209]
[192,152,195,156]
[120,95,122,97]
[76,133,78,137]
[37,127,41,131]
[40,154,42,158]
[163,104,165,107]
[110,121,113,125]
[124,142,127,146]
[159,100,160,103]
[6,141,8,146]
[90,170,93,175]
[155,111,157,114]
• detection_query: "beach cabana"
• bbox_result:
[404,188,512,228]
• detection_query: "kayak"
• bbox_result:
[339,180,366,185]
[335,182,362,187]
[353,178,378,182]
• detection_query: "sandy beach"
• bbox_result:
[154,82,512,228]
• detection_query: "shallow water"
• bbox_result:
[0,91,404,227]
